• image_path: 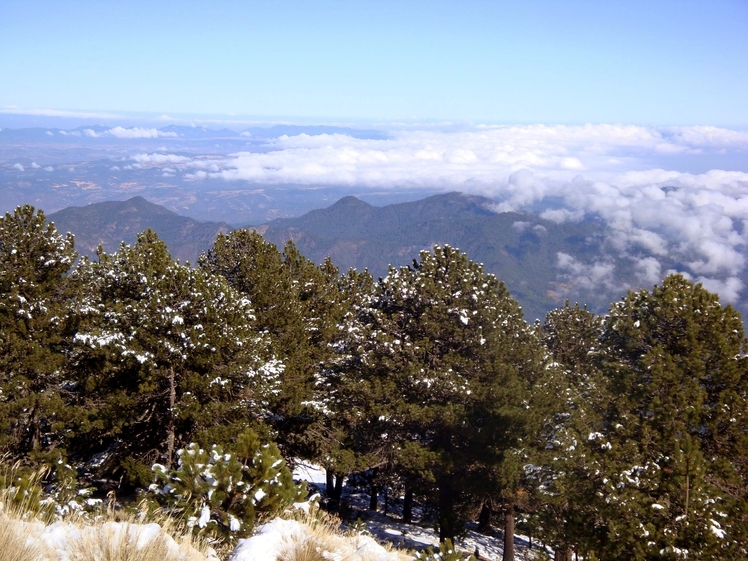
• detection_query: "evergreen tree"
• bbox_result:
[334,246,543,541]
[313,266,379,506]
[0,205,77,463]
[590,275,748,560]
[68,230,276,486]
[200,231,348,460]
[529,303,608,560]
[148,428,305,543]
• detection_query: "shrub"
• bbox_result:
[147,429,306,544]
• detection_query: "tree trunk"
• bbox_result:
[554,548,573,561]
[369,483,378,511]
[478,502,492,533]
[326,469,335,497]
[333,472,344,502]
[402,487,414,523]
[29,403,40,451]
[503,501,515,561]
[438,476,458,543]
[369,468,378,511]
[166,367,176,468]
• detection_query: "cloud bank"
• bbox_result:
[80,127,178,139]
[128,124,748,306]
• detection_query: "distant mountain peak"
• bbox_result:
[332,195,372,208]
[48,197,230,264]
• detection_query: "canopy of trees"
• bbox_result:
[1,204,746,560]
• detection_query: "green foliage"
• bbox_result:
[0,205,77,461]
[526,303,608,556]
[146,429,306,543]
[589,275,748,559]
[332,245,545,540]
[0,459,105,521]
[68,230,277,481]
[199,230,350,460]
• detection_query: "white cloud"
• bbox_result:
[106,127,177,139]
[635,257,663,285]
[114,123,748,305]
[132,153,190,164]
[539,208,585,224]
[12,163,24,171]
[556,252,622,293]
[184,171,208,180]
[695,276,744,303]
[30,162,40,168]
[197,125,747,193]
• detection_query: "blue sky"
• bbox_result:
[2,0,748,126]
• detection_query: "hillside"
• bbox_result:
[256,192,608,321]
[46,193,737,323]
[48,196,230,264]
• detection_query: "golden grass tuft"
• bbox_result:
[68,519,208,561]
[0,518,48,561]
[274,506,412,561]
[0,461,213,561]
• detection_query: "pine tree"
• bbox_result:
[528,303,608,559]
[590,274,748,560]
[148,428,305,543]
[200,231,349,461]
[0,205,77,463]
[334,246,543,541]
[68,230,277,486]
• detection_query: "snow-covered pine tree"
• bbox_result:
[148,428,305,543]
[200,231,351,463]
[591,274,748,560]
[334,245,544,542]
[68,230,279,486]
[0,205,77,464]
[527,303,609,560]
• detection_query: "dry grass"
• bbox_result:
[0,518,48,561]
[0,462,213,561]
[274,507,411,561]
[0,512,212,561]
[276,511,341,561]
[68,519,208,561]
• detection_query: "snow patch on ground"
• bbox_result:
[229,518,403,561]
[293,461,328,486]
[4,518,210,561]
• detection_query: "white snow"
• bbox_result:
[229,518,401,561]
[293,461,328,486]
[3,519,210,561]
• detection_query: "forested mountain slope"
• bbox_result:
[257,192,608,321]
[48,196,230,264]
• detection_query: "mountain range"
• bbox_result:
[48,196,230,265]
[256,193,614,320]
[47,193,622,321]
